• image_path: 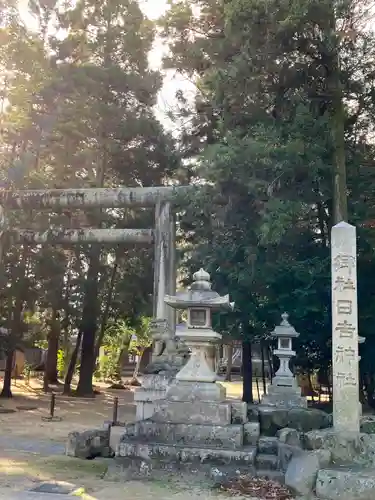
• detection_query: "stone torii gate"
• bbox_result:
[0,186,187,368]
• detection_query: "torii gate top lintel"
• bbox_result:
[0,186,190,210]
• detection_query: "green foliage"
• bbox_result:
[164,0,375,381]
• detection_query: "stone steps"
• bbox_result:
[121,420,244,450]
[255,453,279,471]
[258,436,278,454]
[117,441,257,466]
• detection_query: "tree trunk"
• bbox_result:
[94,257,119,364]
[76,246,101,397]
[63,330,83,395]
[0,350,14,398]
[242,340,253,404]
[44,309,60,390]
[225,342,233,382]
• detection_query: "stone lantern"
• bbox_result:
[164,268,233,401]
[261,313,307,408]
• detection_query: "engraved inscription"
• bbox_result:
[335,320,355,338]
[335,345,345,363]
[335,371,357,388]
[337,299,352,315]
[334,276,356,292]
[333,254,355,275]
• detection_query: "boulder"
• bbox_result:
[254,405,331,436]
[287,408,331,432]
[257,406,289,436]
[66,429,112,459]
[304,429,375,466]
[285,450,331,496]
[316,466,375,500]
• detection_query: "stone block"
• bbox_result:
[286,450,330,496]
[66,429,111,459]
[166,380,226,402]
[278,444,304,473]
[258,436,278,454]
[117,441,257,466]
[244,422,260,446]
[304,429,362,464]
[110,425,126,454]
[152,400,232,425]
[121,420,244,450]
[316,466,375,500]
[231,401,248,424]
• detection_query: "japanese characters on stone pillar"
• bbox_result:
[331,221,360,434]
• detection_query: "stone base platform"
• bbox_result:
[111,397,260,482]
[261,383,307,409]
[316,465,375,499]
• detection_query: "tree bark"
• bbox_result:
[94,257,119,364]
[242,340,253,404]
[76,246,101,397]
[63,330,83,394]
[44,309,60,390]
[0,351,14,398]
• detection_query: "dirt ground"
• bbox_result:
[0,377,260,499]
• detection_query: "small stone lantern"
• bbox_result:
[273,313,299,383]
[261,313,307,408]
[164,268,233,401]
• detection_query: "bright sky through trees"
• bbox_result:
[17,0,196,134]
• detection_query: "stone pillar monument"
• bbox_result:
[331,221,360,434]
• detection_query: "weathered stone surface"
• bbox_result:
[120,420,244,450]
[231,401,248,424]
[277,428,302,447]
[1,186,189,209]
[316,466,375,500]
[287,408,331,432]
[66,429,111,459]
[304,429,375,466]
[117,441,257,466]
[331,222,360,434]
[258,436,278,454]
[255,405,331,436]
[361,417,375,434]
[258,406,289,436]
[278,444,304,472]
[15,228,153,245]
[244,422,260,446]
[166,380,226,402]
[285,450,331,496]
[152,400,232,425]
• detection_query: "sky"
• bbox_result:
[17,0,196,134]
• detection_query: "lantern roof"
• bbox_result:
[271,313,299,338]
[164,268,233,310]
